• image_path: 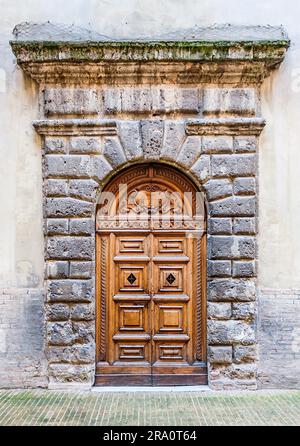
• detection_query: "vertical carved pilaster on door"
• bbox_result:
[99,237,107,361]
[196,236,203,361]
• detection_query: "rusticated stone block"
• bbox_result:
[117,121,143,160]
[176,88,200,113]
[91,155,113,183]
[204,179,232,201]
[232,302,256,320]
[210,196,256,217]
[47,344,94,364]
[233,345,257,363]
[45,198,93,218]
[47,261,69,279]
[70,261,93,279]
[203,88,256,116]
[71,304,94,321]
[73,321,94,343]
[211,154,256,177]
[227,363,257,380]
[209,236,256,259]
[208,320,256,345]
[48,279,93,302]
[69,179,99,202]
[45,179,68,197]
[190,155,211,183]
[208,260,231,277]
[45,155,91,178]
[208,346,233,364]
[46,218,68,235]
[233,261,256,277]
[202,136,233,153]
[141,120,164,159]
[49,364,93,383]
[177,136,201,168]
[69,219,94,236]
[208,278,256,302]
[103,137,126,168]
[208,218,232,235]
[48,322,74,345]
[233,217,256,235]
[47,237,93,260]
[234,136,257,153]
[44,88,98,115]
[69,137,101,154]
[207,302,232,320]
[44,137,67,154]
[47,303,70,321]
[161,121,185,160]
[233,177,256,195]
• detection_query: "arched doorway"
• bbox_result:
[95,163,207,385]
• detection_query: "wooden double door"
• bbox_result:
[95,164,207,386]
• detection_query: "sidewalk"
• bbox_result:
[0,389,299,426]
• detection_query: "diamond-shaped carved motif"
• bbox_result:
[127,273,137,285]
[166,273,176,285]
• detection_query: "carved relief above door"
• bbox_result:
[96,164,207,386]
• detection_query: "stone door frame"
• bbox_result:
[10,24,289,390]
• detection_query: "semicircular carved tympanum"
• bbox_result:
[95,163,207,386]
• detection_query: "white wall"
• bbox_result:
[0,0,299,289]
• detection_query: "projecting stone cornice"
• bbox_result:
[10,23,289,86]
[33,119,117,136]
[186,118,266,135]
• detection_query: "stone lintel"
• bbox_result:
[33,119,117,136]
[186,118,266,136]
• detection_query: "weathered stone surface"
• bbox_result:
[69,137,101,154]
[141,120,164,159]
[233,217,256,234]
[70,261,93,279]
[44,88,98,115]
[47,261,69,279]
[211,154,256,177]
[203,88,256,116]
[44,137,67,154]
[232,302,256,320]
[161,121,185,160]
[47,237,93,260]
[117,121,143,160]
[48,344,94,364]
[208,218,232,235]
[208,320,256,345]
[45,179,68,197]
[208,346,233,364]
[208,260,231,277]
[234,345,257,363]
[209,236,256,259]
[48,322,74,345]
[45,198,93,218]
[45,155,91,178]
[47,303,70,321]
[71,304,94,321]
[233,261,256,277]
[46,218,69,235]
[233,177,256,195]
[48,279,93,303]
[208,279,256,302]
[49,364,93,383]
[210,196,256,217]
[204,179,232,201]
[234,136,257,153]
[103,137,126,168]
[190,155,211,183]
[73,321,94,343]
[202,136,233,153]
[91,155,113,183]
[207,302,232,320]
[69,219,94,235]
[177,136,201,168]
[69,179,99,202]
